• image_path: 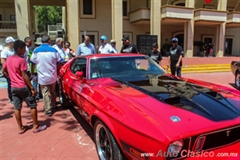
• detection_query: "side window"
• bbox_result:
[70,58,87,77]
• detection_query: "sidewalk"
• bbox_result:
[0,89,98,160]
[162,56,239,73]
[162,56,239,65]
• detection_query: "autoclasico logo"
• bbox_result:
[150,150,215,158]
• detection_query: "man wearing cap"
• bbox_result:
[98,35,116,54]
[168,37,184,77]
[120,35,139,54]
[77,36,95,56]
[1,36,15,104]
[28,37,43,102]
[110,39,118,53]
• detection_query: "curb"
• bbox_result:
[163,64,231,74]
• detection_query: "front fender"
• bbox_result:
[90,112,122,148]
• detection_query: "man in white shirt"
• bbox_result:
[0,36,15,104]
[30,35,62,116]
[53,37,68,62]
[98,36,116,54]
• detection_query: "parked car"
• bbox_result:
[59,54,240,160]
[231,61,240,89]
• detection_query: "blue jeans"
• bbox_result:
[170,65,182,77]
[32,78,42,99]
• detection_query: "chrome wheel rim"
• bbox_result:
[95,124,112,160]
[236,74,240,87]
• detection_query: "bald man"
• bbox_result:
[77,36,95,56]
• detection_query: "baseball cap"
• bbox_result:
[172,37,178,42]
[35,37,42,45]
[100,35,107,41]
[110,39,116,43]
[122,35,129,41]
[5,36,15,44]
[152,43,158,47]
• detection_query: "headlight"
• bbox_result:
[167,140,183,157]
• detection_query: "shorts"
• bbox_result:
[11,87,37,110]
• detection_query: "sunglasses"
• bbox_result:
[172,41,177,43]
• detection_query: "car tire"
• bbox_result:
[58,80,72,108]
[235,71,240,90]
[94,120,123,160]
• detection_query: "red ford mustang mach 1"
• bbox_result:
[58,54,240,160]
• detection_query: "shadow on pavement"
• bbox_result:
[69,105,94,141]
[0,110,13,121]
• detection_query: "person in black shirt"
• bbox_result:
[120,35,139,54]
[167,37,184,77]
[148,43,162,67]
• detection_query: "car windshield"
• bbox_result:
[90,56,166,79]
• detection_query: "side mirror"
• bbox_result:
[75,71,84,79]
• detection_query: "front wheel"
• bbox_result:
[94,120,123,160]
[235,71,240,90]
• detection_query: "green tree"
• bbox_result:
[34,6,62,32]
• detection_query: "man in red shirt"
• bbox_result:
[2,40,46,134]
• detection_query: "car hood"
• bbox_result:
[99,74,240,138]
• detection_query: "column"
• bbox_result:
[184,0,194,57]
[185,0,194,8]
[111,0,123,52]
[14,0,32,39]
[62,6,67,41]
[183,20,194,57]
[217,0,227,11]
[215,23,225,57]
[66,0,80,51]
[62,7,66,31]
[216,0,227,57]
[150,0,161,50]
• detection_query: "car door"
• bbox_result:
[66,58,88,107]
[67,58,96,119]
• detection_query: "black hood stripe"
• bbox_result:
[112,76,240,121]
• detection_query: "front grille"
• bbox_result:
[168,126,240,160]
[201,125,240,150]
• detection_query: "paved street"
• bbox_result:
[0,72,239,160]
[183,72,236,88]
